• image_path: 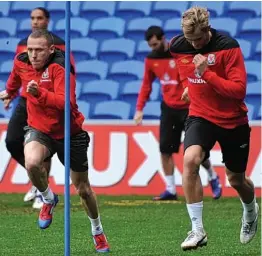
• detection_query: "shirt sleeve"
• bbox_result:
[5,58,22,98]
[136,58,156,111]
[202,47,247,100]
[36,64,76,110]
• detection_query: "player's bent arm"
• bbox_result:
[5,60,22,99]
[136,58,155,111]
[36,66,76,110]
[202,47,246,100]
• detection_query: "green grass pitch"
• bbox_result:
[0,194,260,256]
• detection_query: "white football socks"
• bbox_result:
[187,201,204,231]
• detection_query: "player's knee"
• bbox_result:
[25,156,43,173]
[227,174,245,190]
[184,152,202,170]
[77,182,93,199]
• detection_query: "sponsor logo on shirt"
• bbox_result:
[187,77,207,84]
[160,73,178,85]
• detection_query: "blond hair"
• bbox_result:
[181,6,210,34]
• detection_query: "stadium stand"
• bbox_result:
[0,1,260,120]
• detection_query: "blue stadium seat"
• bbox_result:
[55,18,89,39]
[0,101,6,118]
[245,61,261,82]
[136,40,151,61]
[151,2,189,21]
[76,80,82,99]
[108,60,144,84]
[190,2,225,17]
[99,38,136,65]
[239,18,261,46]
[17,18,54,38]
[120,80,160,114]
[254,41,261,61]
[164,18,183,40]
[77,100,90,119]
[11,1,45,21]
[115,2,152,22]
[209,18,238,37]
[80,80,119,106]
[92,100,131,119]
[76,60,108,83]
[0,38,20,60]
[245,81,261,119]
[47,1,81,21]
[246,81,261,96]
[80,2,116,21]
[143,101,161,119]
[0,18,17,37]
[0,60,13,81]
[71,38,98,62]
[227,2,261,20]
[89,17,125,41]
[0,2,10,17]
[0,80,6,92]
[126,17,163,41]
[236,38,252,59]
[246,103,255,120]
[257,105,261,120]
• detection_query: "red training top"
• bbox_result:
[169,28,248,129]
[136,48,189,111]
[6,49,84,139]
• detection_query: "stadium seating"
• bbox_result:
[76,60,108,83]
[11,1,45,21]
[0,1,10,17]
[115,2,152,22]
[99,38,136,65]
[0,1,260,120]
[71,38,98,62]
[92,101,131,119]
[0,17,17,37]
[80,2,116,21]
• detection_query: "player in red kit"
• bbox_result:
[0,30,109,253]
[134,26,222,200]
[3,7,74,209]
[169,7,259,250]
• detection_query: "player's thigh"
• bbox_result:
[159,103,183,154]
[218,124,251,173]
[24,126,54,163]
[184,116,216,161]
[6,97,28,142]
[56,130,90,172]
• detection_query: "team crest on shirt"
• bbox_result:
[169,60,176,68]
[207,54,216,65]
[42,68,49,79]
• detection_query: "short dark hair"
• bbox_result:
[145,26,165,41]
[28,29,54,46]
[32,7,50,19]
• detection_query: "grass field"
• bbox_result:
[0,194,261,256]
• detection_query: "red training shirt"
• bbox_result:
[136,49,189,111]
[6,49,84,139]
[169,28,248,129]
